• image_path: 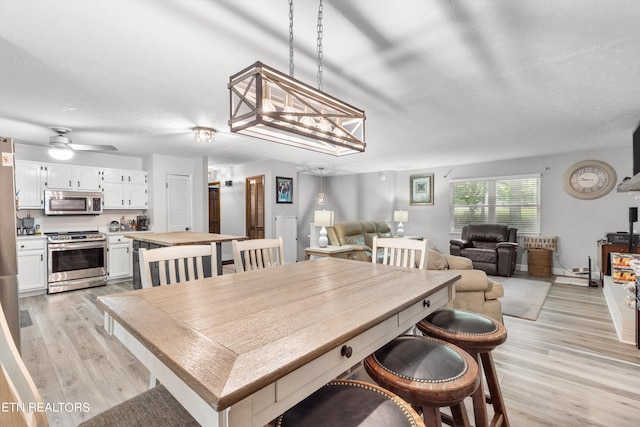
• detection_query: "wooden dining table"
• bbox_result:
[98,257,460,426]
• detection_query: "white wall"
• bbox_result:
[211,159,299,262]
[289,146,633,273]
[393,147,633,275]
[147,154,207,233]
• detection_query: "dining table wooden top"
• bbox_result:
[123,231,247,246]
[97,257,460,412]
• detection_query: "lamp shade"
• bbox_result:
[314,210,335,227]
[393,210,408,222]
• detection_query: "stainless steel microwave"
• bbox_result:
[44,190,103,215]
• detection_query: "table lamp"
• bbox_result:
[314,210,335,247]
[393,210,408,237]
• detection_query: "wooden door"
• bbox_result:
[245,175,264,239]
[208,183,220,234]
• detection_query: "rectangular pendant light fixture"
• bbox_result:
[228,61,366,156]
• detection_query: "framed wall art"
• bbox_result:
[276,176,293,203]
[410,173,434,206]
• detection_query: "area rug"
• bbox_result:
[494,277,552,321]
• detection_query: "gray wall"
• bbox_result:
[293,146,633,275]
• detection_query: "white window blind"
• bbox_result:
[449,174,541,234]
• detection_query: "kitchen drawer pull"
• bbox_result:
[423,299,431,308]
[340,345,353,359]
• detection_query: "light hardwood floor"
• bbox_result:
[18,273,640,426]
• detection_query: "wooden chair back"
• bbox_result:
[373,236,429,270]
[0,302,48,427]
[232,237,285,273]
[139,243,218,288]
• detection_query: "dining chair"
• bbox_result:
[139,243,218,288]
[0,301,198,427]
[372,236,429,269]
[232,237,285,272]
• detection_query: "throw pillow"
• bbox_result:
[427,248,449,270]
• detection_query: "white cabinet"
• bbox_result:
[15,160,45,209]
[15,162,146,210]
[45,164,73,189]
[107,234,133,280]
[15,162,102,209]
[102,169,147,209]
[16,239,47,294]
[74,166,102,191]
[102,168,125,183]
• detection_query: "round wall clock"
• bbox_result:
[562,160,617,200]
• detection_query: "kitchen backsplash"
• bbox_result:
[17,208,148,233]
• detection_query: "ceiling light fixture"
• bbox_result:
[228,0,365,156]
[48,146,74,160]
[193,127,216,142]
[317,167,327,205]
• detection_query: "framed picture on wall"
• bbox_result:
[410,173,434,206]
[276,176,293,203]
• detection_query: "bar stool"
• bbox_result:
[364,335,480,427]
[273,380,425,426]
[417,308,509,427]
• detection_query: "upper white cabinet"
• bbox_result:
[74,166,102,191]
[15,160,45,209]
[15,161,147,210]
[45,164,73,189]
[46,164,101,191]
[102,168,148,209]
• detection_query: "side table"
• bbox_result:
[304,245,359,260]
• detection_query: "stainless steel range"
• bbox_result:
[46,231,107,294]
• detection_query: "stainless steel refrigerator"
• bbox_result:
[0,136,20,352]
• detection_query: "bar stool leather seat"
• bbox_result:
[274,380,425,426]
[417,308,509,427]
[364,335,480,427]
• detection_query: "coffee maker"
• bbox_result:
[137,215,149,231]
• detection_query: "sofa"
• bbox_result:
[326,220,504,323]
[450,224,518,277]
[428,249,504,323]
[326,220,393,261]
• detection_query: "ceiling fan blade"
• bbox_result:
[68,143,118,152]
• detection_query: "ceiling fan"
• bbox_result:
[48,127,117,158]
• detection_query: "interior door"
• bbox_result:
[167,174,191,232]
[208,183,220,234]
[245,175,264,239]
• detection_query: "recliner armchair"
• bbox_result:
[450,224,518,277]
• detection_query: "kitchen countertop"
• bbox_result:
[16,234,46,240]
[124,231,247,246]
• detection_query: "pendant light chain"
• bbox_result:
[289,0,294,77]
[317,0,324,91]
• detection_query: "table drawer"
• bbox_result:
[275,317,394,404]
[17,239,45,251]
[397,286,450,329]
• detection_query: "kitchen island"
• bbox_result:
[125,232,246,288]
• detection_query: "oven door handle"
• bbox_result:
[48,241,107,251]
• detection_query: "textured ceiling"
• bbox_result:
[1,0,640,175]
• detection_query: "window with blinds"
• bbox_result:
[449,174,541,234]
